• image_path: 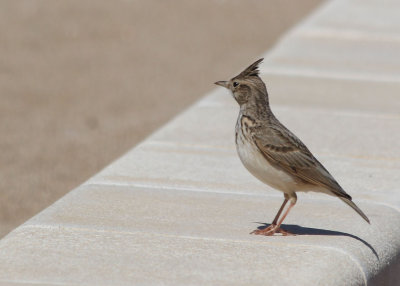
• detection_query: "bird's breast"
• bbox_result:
[235,115,298,192]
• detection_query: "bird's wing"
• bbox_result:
[253,124,351,199]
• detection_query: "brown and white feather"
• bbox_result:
[217,58,369,223]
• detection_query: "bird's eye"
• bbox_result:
[233,82,239,87]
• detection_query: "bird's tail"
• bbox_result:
[339,197,370,224]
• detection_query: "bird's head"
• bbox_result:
[214,58,267,106]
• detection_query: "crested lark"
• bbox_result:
[215,58,369,236]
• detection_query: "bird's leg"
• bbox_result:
[251,193,297,236]
[271,196,289,225]
[250,194,289,235]
[271,200,296,236]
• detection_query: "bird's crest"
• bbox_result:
[236,58,263,78]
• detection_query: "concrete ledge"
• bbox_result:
[1,0,399,285]
[1,184,399,285]
[0,225,367,286]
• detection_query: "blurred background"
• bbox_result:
[0,0,321,238]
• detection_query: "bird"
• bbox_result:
[215,58,369,236]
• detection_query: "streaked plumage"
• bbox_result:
[215,58,369,236]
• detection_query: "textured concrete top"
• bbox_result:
[0,0,399,285]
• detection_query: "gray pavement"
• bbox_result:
[0,0,320,238]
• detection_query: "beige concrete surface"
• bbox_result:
[261,0,400,85]
[86,99,400,209]
[3,184,399,285]
[0,223,366,286]
[263,35,400,81]
[301,0,400,34]
[0,0,321,238]
[259,73,400,113]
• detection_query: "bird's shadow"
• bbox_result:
[253,222,379,260]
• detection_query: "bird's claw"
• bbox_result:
[250,225,295,236]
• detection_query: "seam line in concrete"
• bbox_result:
[83,181,400,214]
[261,68,400,83]
[143,140,400,162]
[320,246,367,285]
[13,223,368,283]
[297,28,400,43]
[195,100,400,119]
[84,181,281,198]
[0,279,78,286]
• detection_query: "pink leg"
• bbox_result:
[251,193,297,236]
[250,197,288,235]
[272,201,296,235]
[272,197,288,225]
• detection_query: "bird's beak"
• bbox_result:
[214,81,229,89]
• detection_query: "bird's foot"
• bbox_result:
[250,224,295,236]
